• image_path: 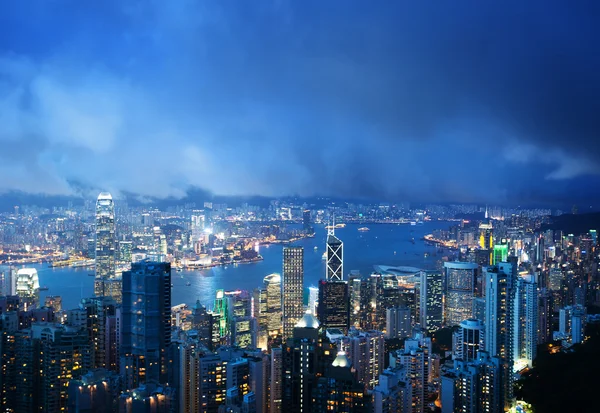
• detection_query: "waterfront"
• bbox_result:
[26,221,454,310]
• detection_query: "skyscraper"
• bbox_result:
[419,270,443,333]
[455,319,484,362]
[15,268,39,310]
[317,279,350,334]
[121,261,172,389]
[282,247,304,340]
[326,229,343,281]
[444,262,478,326]
[263,273,282,336]
[94,192,119,302]
[513,274,538,369]
[484,263,515,410]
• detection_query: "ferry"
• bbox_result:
[325,223,346,230]
[38,286,49,291]
[358,227,370,232]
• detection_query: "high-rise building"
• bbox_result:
[484,263,514,410]
[80,296,116,370]
[513,274,538,369]
[317,279,350,334]
[15,268,40,310]
[326,230,343,281]
[118,240,133,264]
[121,261,171,389]
[441,351,503,413]
[307,285,319,316]
[344,330,385,390]
[386,307,412,339]
[302,209,312,233]
[282,247,304,340]
[198,354,229,412]
[281,312,336,413]
[419,271,443,333]
[312,352,371,412]
[94,192,120,302]
[444,262,478,326]
[348,273,362,327]
[0,266,16,297]
[270,348,283,413]
[455,319,484,362]
[44,296,62,312]
[389,332,432,413]
[16,323,92,413]
[492,242,508,265]
[262,273,282,336]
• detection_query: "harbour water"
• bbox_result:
[26,221,453,310]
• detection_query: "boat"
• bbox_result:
[186,282,191,286]
[325,223,346,230]
[314,246,318,250]
[88,273,95,276]
[410,221,416,226]
[322,252,327,261]
[176,268,182,272]
[38,286,49,291]
[358,227,370,232]
[410,238,415,244]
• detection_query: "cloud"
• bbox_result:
[0,0,599,205]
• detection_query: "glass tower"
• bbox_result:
[94,192,118,301]
[443,262,478,326]
[282,247,304,340]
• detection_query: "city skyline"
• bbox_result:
[1,2,599,206]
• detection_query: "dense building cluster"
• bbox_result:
[0,196,598,412]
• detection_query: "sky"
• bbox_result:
[0,0,599,207]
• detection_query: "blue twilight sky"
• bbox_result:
[0,0,599,206]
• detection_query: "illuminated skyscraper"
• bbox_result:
[513,274,538,369]
[94,192,119,302]
[443,262,478,326]
[455,319,484,362]
[317,279,350,334]
[282,247,304,340]
[121,262,171,389]
[484,263,515,410]
[326,229,343,281]
[419,271,443,333]
[492,242,508,265]
[16,268,39,310]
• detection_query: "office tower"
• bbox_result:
[16,323,92,413]
[484,263,514,411]
[472,297,486,323]
[80,296,116,369]
[513,275,538,368]
[440,351,502,413]
[444,262,478,326]
[419,271,443,333]
[492,242,508,265]
[282,312,336,413]
[0,312,18,412]
[0,266,16,296]
[302,209,312,233]
[345,330,385,390]
[248,354,268,413]
[537,288,553,345]
[326,229,344,281]
[67,368,122,413]
[571,308,585,344]
[118,240,133,263]
[44,295,62,311]
[118,383,174,413]
[317,279,350,333]
[198,354,228,412]
[94,192,119,302]
[261,274,282,336]
[270,348,283,413]
[312,352,371,412]
[455,319,483,362]
[348,272,362,327]
[213,289,229,343]
[389,332,432,413]
[386,307,412,339]
[16,268,39,310]
[232,316,256,348]
[479,221,493,250]
[307,285,319,316]
[282,247,304,340]
[121,262,171,389]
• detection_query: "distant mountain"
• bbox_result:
[542,212,600,235]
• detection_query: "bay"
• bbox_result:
[26,221,453,310]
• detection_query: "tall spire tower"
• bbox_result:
[326,215,343,281]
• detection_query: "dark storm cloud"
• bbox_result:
[0,0,598,205]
